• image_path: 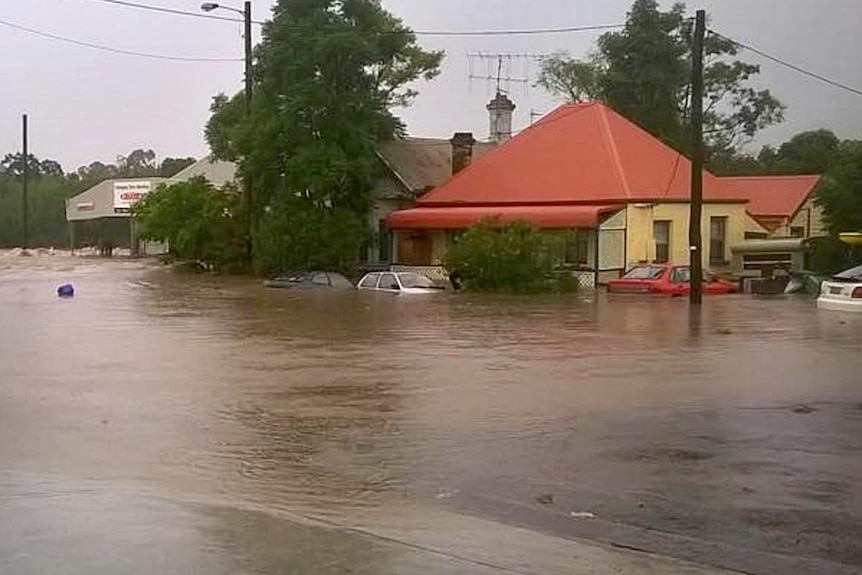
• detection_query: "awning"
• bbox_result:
[386,204,623,230]
[731,238,811,254]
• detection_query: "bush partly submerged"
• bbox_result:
[444,219,578,293]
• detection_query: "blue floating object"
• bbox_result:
[57,284,75,298]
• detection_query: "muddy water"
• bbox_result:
[1,251,861,572]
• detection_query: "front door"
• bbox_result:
[397,233,433,265]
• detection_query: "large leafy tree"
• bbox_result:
[134,177,244,267]
[758,130,840,175]
[537,0,784,155]
[206,0,442,272]
[815,140,862,235]
[0,153,77,248]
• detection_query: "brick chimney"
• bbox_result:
[450,132,476,175]
[487,92,516,144]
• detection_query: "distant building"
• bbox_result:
[64,155,240,256]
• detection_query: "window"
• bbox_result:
[745,231,768,240]
[709,217,727,264]
[670,266,691,284]
[653,220,671,263]
[311,273,330,286]
[379,273,400,290]
[622,265,665,280]
[378,219,391,262]
[790,226,805,238]
[399,273,435,289]
[564,232,590,266]
[359,273,379,288]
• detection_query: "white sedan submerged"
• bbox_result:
[817,264,862,313]
[357,271,443,294]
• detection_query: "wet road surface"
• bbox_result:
[1,251,861,574]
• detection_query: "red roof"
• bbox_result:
[387,204,623,231]
[416,102,740,207]
[718,175,821,218]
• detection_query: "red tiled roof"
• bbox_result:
[718,175,821,218]
[417,102,740,207]
[387,204,623,230]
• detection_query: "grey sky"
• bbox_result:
[1,0,860,171]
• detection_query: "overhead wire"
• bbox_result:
[708,28,862,98]
[75,1,625,36]
[0,17,242,61]
[78,0,262,24]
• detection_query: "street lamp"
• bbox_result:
[202,1,253,258]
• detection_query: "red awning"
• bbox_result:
[387,204,622,230]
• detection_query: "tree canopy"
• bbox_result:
[206,0,442,272]
[815,140,862,235]
[134,177,244,267]
[536,0,784,156]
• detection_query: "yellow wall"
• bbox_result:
[790,197,826,237]
[625,202,749,272]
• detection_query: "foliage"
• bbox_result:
[536,0,784,155]
[815,140,862,235]
[758,130,840,175]
[253,195,368,275]
[205,0,442,269]
[134,177,244,268]
[444,220,575,293]
[158,157,197,178]
[0,170,77,248]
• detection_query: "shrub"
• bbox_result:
[444,219,575,293]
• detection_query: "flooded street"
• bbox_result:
[2,251,861,574]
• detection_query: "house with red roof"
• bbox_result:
[386,101,823,283]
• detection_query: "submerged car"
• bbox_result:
[264,271,354,290]
[356,271,444,294]
[817,264,862,313]
[607,264,738,295]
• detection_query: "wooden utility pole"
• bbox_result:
[22,114,29,249]
[689,10,706,305]
[243,0,253,260]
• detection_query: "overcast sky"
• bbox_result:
[1,0,860,171]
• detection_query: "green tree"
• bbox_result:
[158,157,197,178]
[0,158,77,248]
[118,149,157,177]
[444,220,573,293]
[815,140,862,235]
[134,176,244,268]
[759,129,840,175]
[536,0,784,155]
[206,0,442,271]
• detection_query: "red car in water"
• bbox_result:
[607,264,738,296]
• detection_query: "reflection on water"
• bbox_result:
[1,251,861,567]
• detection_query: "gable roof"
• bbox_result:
[417,102,740,207]
[377,137,497,193]
[718,175,821,218]
[169,155,237,188]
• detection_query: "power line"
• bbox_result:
[709,29,862,98]
[0,17,242,62]
[75,1,624,36]
[414,24,623,37]
[79,0,264,24]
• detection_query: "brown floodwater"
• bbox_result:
[1,250,861,573]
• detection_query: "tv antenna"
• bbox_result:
[466,52,541,96]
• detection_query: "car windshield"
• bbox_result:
[622,266,665,280]
[833,264,862,282]
[398,272,435,288]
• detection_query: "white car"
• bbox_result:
[817,264,862,313]
[356,271,443,294]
